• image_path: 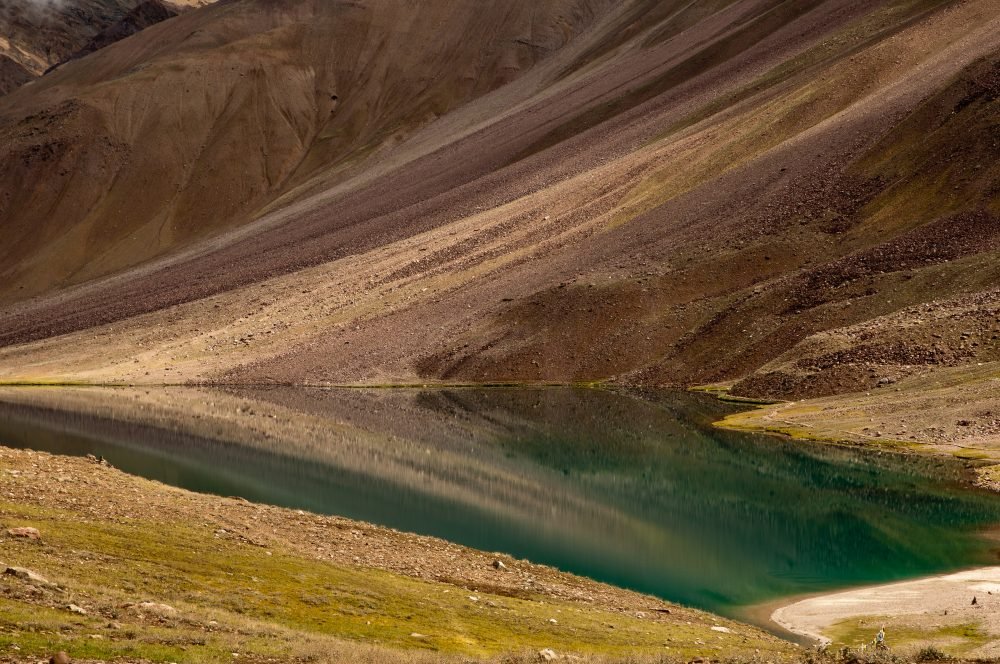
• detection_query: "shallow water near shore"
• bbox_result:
[0,386,998,624]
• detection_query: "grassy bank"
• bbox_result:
[0,446,792,663]
[706,363,1000,491]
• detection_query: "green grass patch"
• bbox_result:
[827,617,989,656]
[0,502,781,662]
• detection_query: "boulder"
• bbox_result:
[6,527,41,540]
[4,566,53,586]
[134,601,178,616]
[538,649,558,661]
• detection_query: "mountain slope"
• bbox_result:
[0,0,209,95]
[0,0,135,76]
[0,0,998,394]
[0,54,32,95]
[0,0,617,302]
[52,0,181,71]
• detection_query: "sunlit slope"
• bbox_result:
[0,0,616,301]
[0,0,998,391]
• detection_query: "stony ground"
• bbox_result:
[2,1,1000,395]
[733,289,1000,401]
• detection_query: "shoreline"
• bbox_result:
[0,444,791,663]
[708,366,1000,493]
[713,382,1000,656]
[713,399,1000,497]
[733,597,821,647]
[763,566,1000,658]
[2,383,999,659]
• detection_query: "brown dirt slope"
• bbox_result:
[0,0,211,71]
[51,0,180,72]
[0,0,998,393]
[0,0,618,303]
[733,286,1000,400]
[0,55,32,96]
[0,0,145,76]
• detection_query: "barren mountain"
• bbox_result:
[0,0,998,400]
[0,54,32,95]
[1,0,131,75]
[52,0,181,71]
[0,0,206,94]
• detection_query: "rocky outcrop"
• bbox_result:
[0,55,34,96]
[48,0,179,73]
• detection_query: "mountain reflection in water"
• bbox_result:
[0,386,997,616]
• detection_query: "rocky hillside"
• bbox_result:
[0,0,206,94]
[1,0,140,76]
[0,0,997,396]
[51,0,180,71]
[0,54,32,96]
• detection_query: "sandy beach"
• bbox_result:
[772,567,1000,657]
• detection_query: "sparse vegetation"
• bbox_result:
[0,447,791,663]
[916,646,950,662]
[4,0,1000,661]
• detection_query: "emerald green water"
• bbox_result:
[0,387,998,620]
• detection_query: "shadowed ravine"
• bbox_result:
[0,386,998,624]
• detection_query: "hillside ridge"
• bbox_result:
[0,0,997,399]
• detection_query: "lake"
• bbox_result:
[0,386,997,622]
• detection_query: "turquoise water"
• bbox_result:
[0,387,998,618]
